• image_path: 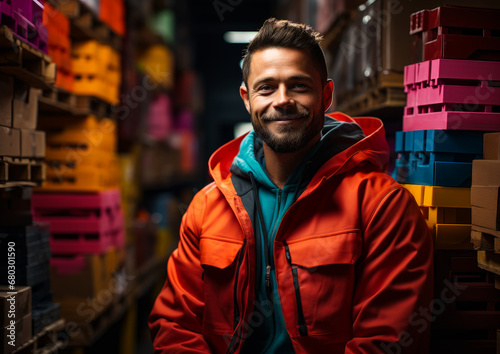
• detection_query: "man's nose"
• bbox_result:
[273,85,294,109]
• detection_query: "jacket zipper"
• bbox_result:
[265,188,282,296]
[283,240,308,336]
[226,239,247,353]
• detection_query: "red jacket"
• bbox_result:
[149,113,433,353]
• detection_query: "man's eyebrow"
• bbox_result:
[252,75,314,89]
[288,75,314,82]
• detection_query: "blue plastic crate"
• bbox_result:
[395,130,484,154]
[393,129,483,187]
[393,153,475,187]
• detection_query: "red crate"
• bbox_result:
[410,5,500,61]
[404,59,500,91]
[403,110,500,132]
[32,189,124,254]
[405,67,500,112]
[99,0,124,36]
[403,59,500,132]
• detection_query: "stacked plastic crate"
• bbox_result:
[32,114,125,325]
[0,0,48,53]
[393,5,500,352]
[43,2,73,92]
[99,0,125,37]
[72,40,121,105]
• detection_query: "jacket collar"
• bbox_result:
[208,112,390,197]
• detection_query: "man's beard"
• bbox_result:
[251,107,323,153]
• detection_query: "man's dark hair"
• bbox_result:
[242,18,328,87]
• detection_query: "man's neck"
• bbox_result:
[263,138,319,189]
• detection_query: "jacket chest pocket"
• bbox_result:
[280,230,361,339]
[200,236,245,335]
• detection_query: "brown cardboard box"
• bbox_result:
[0,126,20,157]
[0,286,31,327]
[472,160,500,186]
[471,186,500,210]
[1,313,32,354]
[484,132,500,160]
[471,186,500,231]
[0,73,13,128]
[19,129,45,158]
[12,80,40,130]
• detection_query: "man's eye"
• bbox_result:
[292,83,307,89]
[258,85,272,91]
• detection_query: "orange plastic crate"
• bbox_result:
[38,159,119,192]
[73,74,107,100]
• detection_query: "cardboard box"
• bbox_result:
[0,286,31,327]
[1,313,32,354]
[0,126,20,157]
[12,81,40,130]
[19,129,45,158]
[471,186,500,210]
[472,206,499,231]
[471,186,499,230]
[484,132,500,160]
[472,160,500,186]
[0,73,13,128]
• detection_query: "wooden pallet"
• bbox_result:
[0,27,56,89]
[55,0,122,50]
[472,226,500,253]
[337,85,406,117]
[39,89,117,118]
[74,95,116,119]
[0,157,45,188]
[12,319,65,354]
[38,88,77,114]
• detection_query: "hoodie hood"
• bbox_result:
[208,112,390,197]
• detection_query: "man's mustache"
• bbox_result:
[260,108,310,122]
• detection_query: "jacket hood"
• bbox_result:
[208,112,390,196]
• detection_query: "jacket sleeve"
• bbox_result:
[345,186,434,354]
[148,194,212,353]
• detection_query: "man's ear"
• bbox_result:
[323,79,334,112]
[240,84,251,114]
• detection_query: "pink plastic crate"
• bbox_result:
[404,59,500,91]
[403,58,500,132]
[0,0,12,19]
[32,189,125,254]
[403,111,500,132]
[405,84,500,109]
[50,254,88,275]
[146,94,173,141]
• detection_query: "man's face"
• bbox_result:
[240,47,333,153]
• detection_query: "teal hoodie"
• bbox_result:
[231,117,365,353]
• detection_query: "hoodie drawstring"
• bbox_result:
[248,172,273,299]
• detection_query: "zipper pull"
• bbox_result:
[265,265,271,294]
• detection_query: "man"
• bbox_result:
[149,18,433,353]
